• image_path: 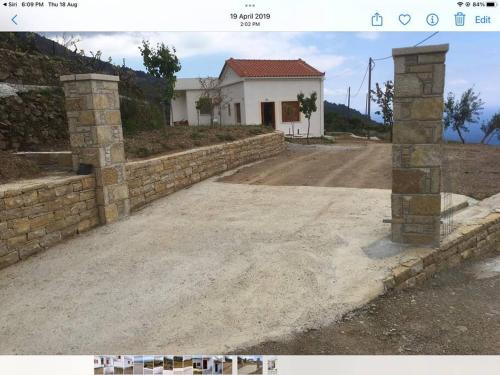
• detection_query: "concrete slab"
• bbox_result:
[0,176,475,354]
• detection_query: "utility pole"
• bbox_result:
[367,57,373,120]
[347,86,351,119]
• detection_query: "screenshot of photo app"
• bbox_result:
[0,1,499,374]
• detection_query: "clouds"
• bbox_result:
[48,32,347,72]
[356,32,381,41]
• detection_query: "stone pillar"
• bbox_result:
[391,44,448,246]
[61,74,129,224]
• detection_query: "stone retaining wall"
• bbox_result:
[126,132,285,211]
[0,132,285,270]
[0,175,99,269]
[383,212,500,291]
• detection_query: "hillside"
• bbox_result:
[0,32,166,151]
[323,100,389,139]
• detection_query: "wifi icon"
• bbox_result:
[458,1,464,5]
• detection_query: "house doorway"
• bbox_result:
[261,102,275,128]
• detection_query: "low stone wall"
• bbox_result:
[0,175,99,269]
[0,132,285,270]
[383,212,500,290]
[126,132,285,211]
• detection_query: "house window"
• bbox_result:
[228,104,231,116]
[281,101,300,122]
[235,103,241,123]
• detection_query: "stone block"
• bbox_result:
[29,213,54,230]
[418,53,446,64]
[40,232,62,248]
[0,251,19,270]
[22,190,39,206]
[104,110,122,126]
[10,218,30,234]
[393,144,441,168]
[97,166,119,186]
[7,234,27,249]
[432,64,445,94]
[395,73,423,97]
[99,203,119,224]
[409,97,444,121]
[392,168,439,194]
[4,195,24,209]
[19,241,42,259]
[65,97,85,112]
[392,194,441,218]
[106,184,129,202]
[78,110,96,126]
[110,143,125,163]
[392,265,411,284]
[394,57,406,74]
[0,240,9,257]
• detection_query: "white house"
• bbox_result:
[192,356,223,374]
[171,58,325,137]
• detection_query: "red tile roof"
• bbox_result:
[221,58,325,78]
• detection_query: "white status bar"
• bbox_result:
[0,0,499,31]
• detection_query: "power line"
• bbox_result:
[347,31,440,112]
[371,32,440,63]
[414,31,439,47]
[351,62,370,98]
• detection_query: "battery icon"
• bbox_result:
[486,2,497,6]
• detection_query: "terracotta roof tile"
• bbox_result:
[222,58,325,78]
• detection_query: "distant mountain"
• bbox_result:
[324,100,385,136]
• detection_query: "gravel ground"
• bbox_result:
[0,178,421,354]
[235,253,500,355]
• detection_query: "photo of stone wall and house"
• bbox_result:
[0,31,499,358]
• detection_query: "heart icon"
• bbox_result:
[399,14,411,25]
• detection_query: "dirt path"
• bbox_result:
[235,253,500,355]
[220,143,392,189]
[220,142,500,200]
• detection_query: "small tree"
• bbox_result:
[480,112,500,144]
[195,96,212,126]
[444,88,484,144]
[198,77,232,126]
[297,92,318,144]
[371,80,394,142]
[139,40,181,127]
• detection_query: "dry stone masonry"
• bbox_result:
[391,44,449,246]
[61,74,130,224]
[0,175,99,269]
[126,132,285,211]
[384,212,500,291]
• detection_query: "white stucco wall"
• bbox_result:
[220,82,245,125]
[171,91,187,123]
[243,78,324,136]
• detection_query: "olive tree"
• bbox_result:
[139,40,181,126]
[297,92,318,144]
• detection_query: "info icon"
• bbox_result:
[426,13,439,26]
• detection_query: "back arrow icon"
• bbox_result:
[11,14,17,25]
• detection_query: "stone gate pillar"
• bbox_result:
[60,74,130,224]
[391,44,449,246]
